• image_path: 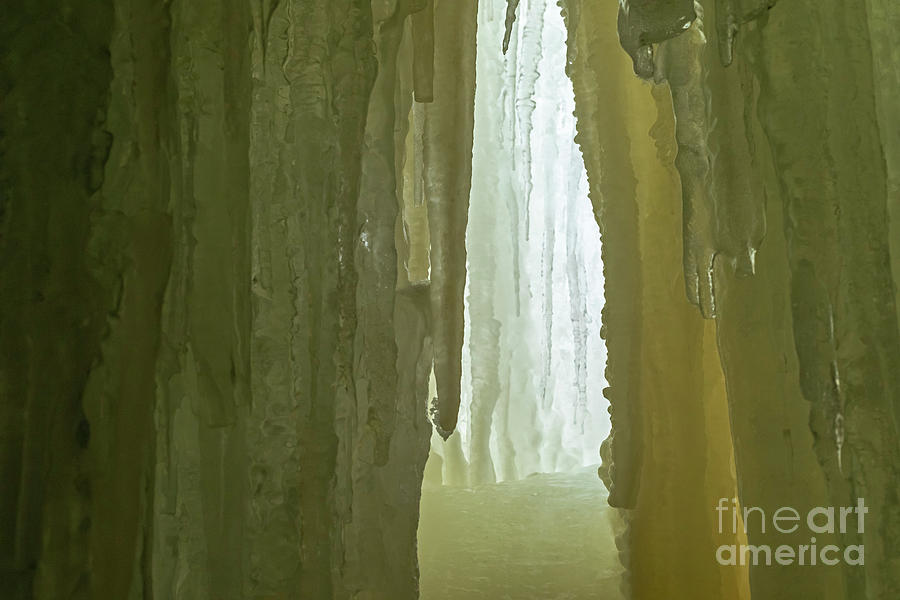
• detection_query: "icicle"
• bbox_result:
[515,0,546,238]
[704,0,767,280]
[655,6,718,318]
[617,0,697,78]
[503,0,521,53]
[424,0,478,437]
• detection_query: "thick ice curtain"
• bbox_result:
[565,0,900,598]
[713,1,900,596]
[0,0,477,599]
[562,1,750,599]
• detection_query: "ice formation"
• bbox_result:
[3,0,900,598]
[424,0,478,439]
[567,0,900,598]
[428,0,609,485]
[0,0,472,596]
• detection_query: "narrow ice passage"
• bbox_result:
[426,0,609,487]
[418,1,622,597]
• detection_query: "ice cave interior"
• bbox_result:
[3,0,900,598]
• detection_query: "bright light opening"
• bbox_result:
[418,1,622,598]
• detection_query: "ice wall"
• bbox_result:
[0,0,476,598]
[561,3,750,598]
[565,0,900,598]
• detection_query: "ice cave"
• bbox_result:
[3,0,900,599]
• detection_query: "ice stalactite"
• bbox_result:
[702,8,766,281]
[655,7,718,318]
[503,0,521,53]
[486,0,552,472]
[0,0,162,595]
[537,76,558,411]
[493,365,520,481]
[152,3,254,597]
[465,1,506,485]
[424,0,478,438]
[651,1,767,318]
[515,0,546,238]
[399,100,431,286]
[530,1,607,470]
[617,0,697,77]
[630,1,767,318]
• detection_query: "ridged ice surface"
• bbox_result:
[0,0,461,597]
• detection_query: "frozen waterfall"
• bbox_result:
[427,0,609,485]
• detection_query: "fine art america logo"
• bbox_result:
[714,498,867,566]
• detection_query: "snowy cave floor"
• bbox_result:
[418,466,625,600]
